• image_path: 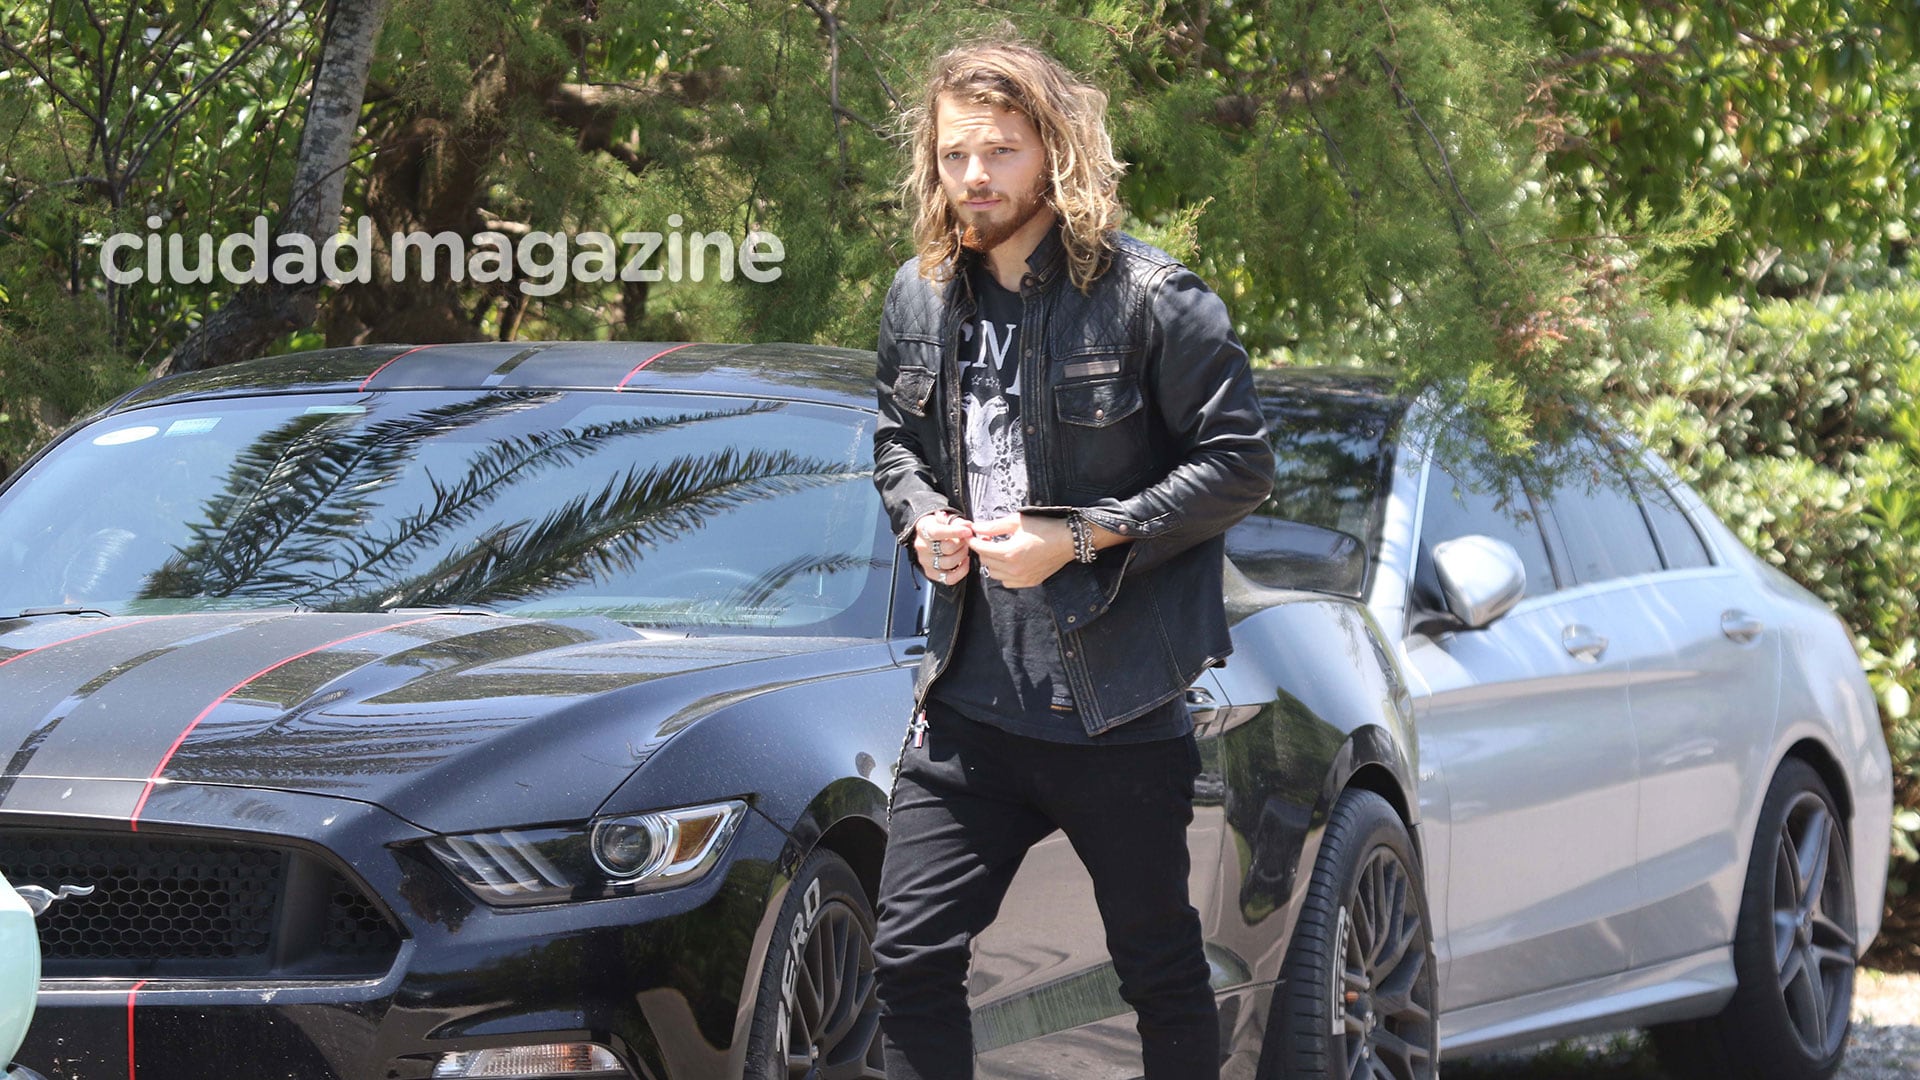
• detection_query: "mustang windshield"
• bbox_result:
[0,391,888,633]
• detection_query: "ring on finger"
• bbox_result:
[931,539,944,558]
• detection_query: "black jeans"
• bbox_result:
[872,701,1218,1079]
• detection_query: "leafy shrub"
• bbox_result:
[0,253,148,475]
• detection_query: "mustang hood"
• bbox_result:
[0,611,874,833]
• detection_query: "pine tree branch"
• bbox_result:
[123,3,307,189]
[800,0,852,187]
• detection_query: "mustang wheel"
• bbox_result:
[1262,787,1438,1080]
[744,848,886,1080]
[1650,757,1857,1080]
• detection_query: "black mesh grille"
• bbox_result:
[10,832,284,960]
[0,828,400,978]
[322,871,395,955]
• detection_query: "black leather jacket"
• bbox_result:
[872,222,1275,734]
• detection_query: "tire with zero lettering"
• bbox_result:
[742,848,885,1078]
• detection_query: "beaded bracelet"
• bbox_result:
[1069,513,1097,564]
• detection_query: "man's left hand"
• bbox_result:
[966,514,1075,589]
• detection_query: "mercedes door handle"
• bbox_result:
[1721,609,1765,644]
[1562,624,1609,661]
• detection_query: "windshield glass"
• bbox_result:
[0,391,890,634]
[1228,381,1402,597]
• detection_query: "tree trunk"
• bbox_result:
[157,0,391,375]
[320,76,668,347]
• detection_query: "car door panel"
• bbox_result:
[1620,571,1782,968]
[1408,587,1640,1010]
[1403,439,1643,1010]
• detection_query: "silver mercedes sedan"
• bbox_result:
[1355,375,1890,1071]
[965,369,1893,1080]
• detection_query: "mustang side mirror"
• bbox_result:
[1431,534,1526,629]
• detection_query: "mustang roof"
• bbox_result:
[108,342,882,414]
[105,340,1406,417]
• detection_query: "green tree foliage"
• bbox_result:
[1536,0,1920,298]
[5,0,1681,464]
[0,0,325,459]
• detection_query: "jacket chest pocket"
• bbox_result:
[1052,351,1152,497]
[1055,375,1141,427]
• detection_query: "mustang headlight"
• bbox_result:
[425,800,746,907]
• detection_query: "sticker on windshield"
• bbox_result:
[304,404,366,415]
[92,425,159,446]
[163,417,220,437]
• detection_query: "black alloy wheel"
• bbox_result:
[1335,846,1438,1079]
[1263,787,1439,1080]
[1771,785,1857,1057]
[1650,757,1857,1080]
[745,849,886,1080]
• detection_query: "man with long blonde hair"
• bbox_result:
[870,37,1274,1079]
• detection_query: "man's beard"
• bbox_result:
[957,184,1049,252]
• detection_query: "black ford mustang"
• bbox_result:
[0,343,1425,1080]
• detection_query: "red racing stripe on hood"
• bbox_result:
[128,614,452,829]
[0,617,159,671]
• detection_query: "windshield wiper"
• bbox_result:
[8,602,320,620]
[8,606,115,619]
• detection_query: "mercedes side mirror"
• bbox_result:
[1431,534,1526,629]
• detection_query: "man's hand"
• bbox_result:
[966,514,1076,589]
[914,509,976,587]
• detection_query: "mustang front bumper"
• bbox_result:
[5,782,794,1080]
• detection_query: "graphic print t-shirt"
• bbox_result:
[961,272,1027,521]
[931,262,1189,743]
